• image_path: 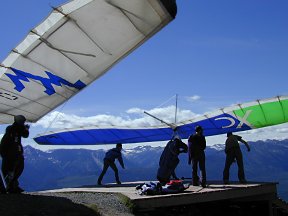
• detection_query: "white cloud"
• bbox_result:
[275,127,288,133]
[126,108,144,114]
[34,106,199,130]
[186,95,201,102]
[35,111,136,128]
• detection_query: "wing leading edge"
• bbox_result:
[34,95,288,145]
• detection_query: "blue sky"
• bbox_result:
[1,0,288,150]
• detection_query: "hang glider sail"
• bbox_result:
[0,0,177,124]
[34,95,288,145]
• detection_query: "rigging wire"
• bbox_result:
[154,95,176,108]
[175,94,178,124]
[42,99,69,135]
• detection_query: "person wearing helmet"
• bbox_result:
[188,125,207,187]
[223,132,250,184]
[97,143,125,185]
[0,115,29,193]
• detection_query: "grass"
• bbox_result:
[117,193,137,213]
[85,204,101,216]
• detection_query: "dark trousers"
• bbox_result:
[223,147,245,181]
[98,159,120,183]
[191,151,206,185]
[0,160,6,193]
[1,155,24,191]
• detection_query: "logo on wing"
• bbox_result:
[5,67,86,96]
[214,110,253,129]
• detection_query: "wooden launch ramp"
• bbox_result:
[40,181,278,215]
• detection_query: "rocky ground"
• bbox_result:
[0,192,134,216]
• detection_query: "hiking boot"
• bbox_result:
[7,186,24,194]
[201,181,207,188]
[116,181,122,185]
[239,179,247,184]
[0,184,6,194]
[192,179,199,186]
[14,186,24,193]
[223,180,230,185]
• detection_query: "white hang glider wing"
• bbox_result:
[0,0,177,124]
[34,95,288,145]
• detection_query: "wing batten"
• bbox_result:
[257,100,268,126]
[278,96,287,122]
[52,6,111,55]
[29,28,97,79]
[106,2,148,37]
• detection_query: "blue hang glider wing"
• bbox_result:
[34,95,288,145]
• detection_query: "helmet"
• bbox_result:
[227,132,233,137]
[195,125,203,133]
[14,115,26,125]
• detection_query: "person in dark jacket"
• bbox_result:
[188,126,207,187]
[223,132,250,184]
[157,135,188,185]
[0,115,29,193]
[97,143,125,185]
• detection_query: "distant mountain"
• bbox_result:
[20,139,288,201]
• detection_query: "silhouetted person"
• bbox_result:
[223,132,250,184]
[157,135,188,185]
[97,143,125,185]
[0,115,29,193]
[188,126,207,187]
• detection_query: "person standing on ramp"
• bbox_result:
[97,143,125,185]
[223,132,250,184]
[188,126,207,187]
[0,115,29,193]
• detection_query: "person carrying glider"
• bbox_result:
[188,125,207,187]
[97,143,125,185]
[157,134,188,185]
[0,115,29,193]
[223,132,250,184]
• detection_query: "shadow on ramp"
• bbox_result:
[0,193,99,216]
